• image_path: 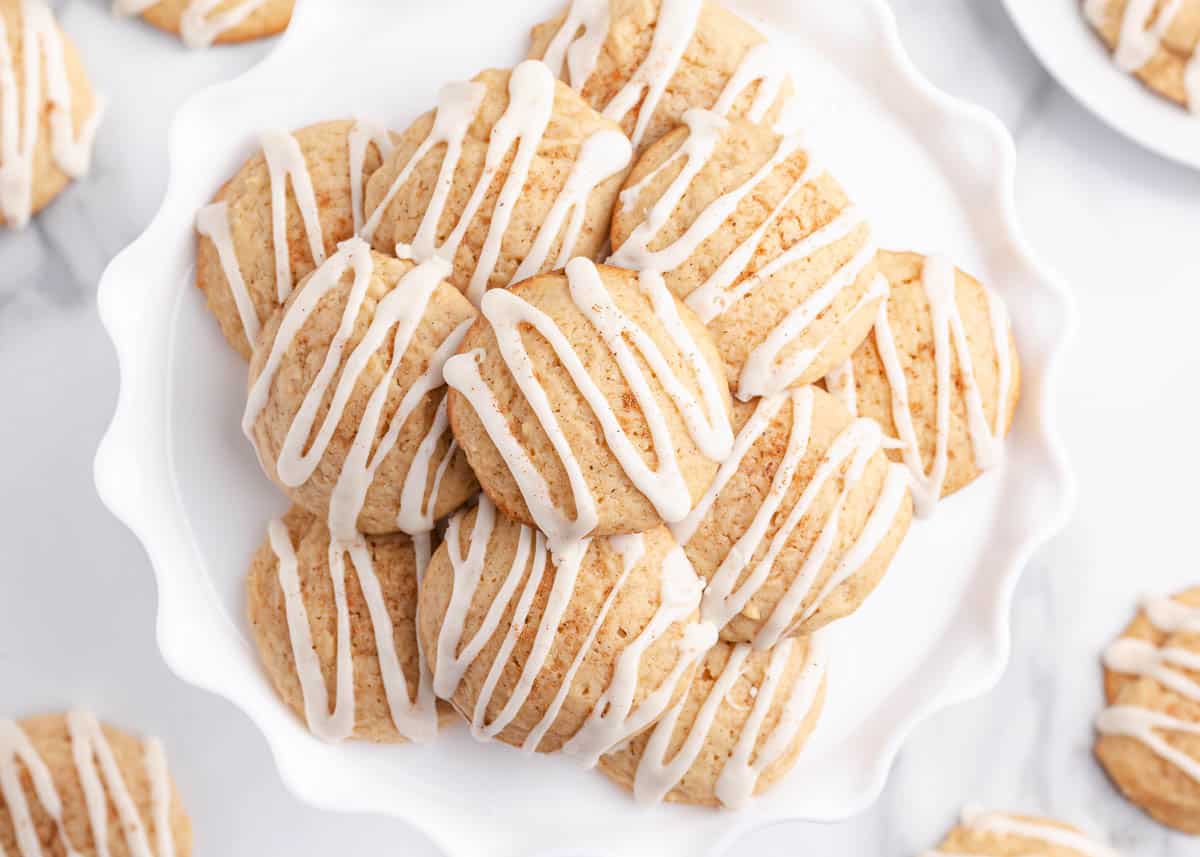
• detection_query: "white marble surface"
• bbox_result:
[1,1,1198,855]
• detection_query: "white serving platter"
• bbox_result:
[94,1,1076,855]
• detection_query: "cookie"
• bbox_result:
[528,0,794,152]
[246,506,446,743]
[1096,591,1200,833]
[417,496,717,761]
[1084,0,1200,114]
[926,807,1118,856]
[246,240,479,536]
[1103,587,1200,703]
[598,634,826,807]
[610,111,885,398]
[677,385,912,648]
[362,60,632,306]
[0,711,191,856]
[444,258,733,543]
[824,251,1020,517]
[196,119,395,357]
[0,0,103,229]
[114,0,293,49]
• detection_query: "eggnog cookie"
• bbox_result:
[417,496,717,761]
[114,0,293,48]
[1084,0,1200,113]
[0,711,192,856]
[1103,588,1200,703]
[928,808,1118,856]
[677,385,912,648]
[824,251,1020,517]
[1096,593,1200,833]
[362,60,632,306]
[598,635,826,807]
[246,240,478,536]
[610,112,885,398]
[528,0,795,152]
[0,0,103,229]
[444,258,733,543]
[247,506,445,743]
[196,119,395,357]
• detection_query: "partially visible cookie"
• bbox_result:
[528,0,795,152]
[196,119,395,357]
[825,250,1021,517]
[0,711,192,856]
[115,0,293,48]
[246,506,446,743]
[598,635,826,808]
[1103,587,1200,703]
[927,807,1118,856]
[1083,0,1200,114]
[611,112,885,397]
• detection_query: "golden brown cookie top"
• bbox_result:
[116,0,293,48]
[927,808,1117,856]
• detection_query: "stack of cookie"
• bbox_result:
[194,0,1021,809]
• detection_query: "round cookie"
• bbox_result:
[528,0,795,152]
[115,0,293,48]
[928,808,1118,856]
[1084,0,1200,114]
[598,635,826,808]
[443,258,734,543]
[0,0,103,229]
[362,60,633,306]
[676,385,912,647]
[824,250,1021,517]
[1103,587,1200,703]
[417,496,717,761]
[196,118,395,358]
[1095,591,1200,833]
[610,111,885,398]
[247,506,447,743]
[0,711,192,856]
[246,240,479,536]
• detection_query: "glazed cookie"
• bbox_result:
[598,635,826,808]
[824,251,1020,517]
[362,60,632,305]
[1103,587,1200,703]
[0,0,103,229]
[610,111,886,398]
[247,506,444,743]
[1084,0,1200,114]
[196,119,395,357]
[676,385,912,648]
[114,0,293,49]
[1096,592,1200,833]
[418,496,717,761]
[528,0,795,152]
[443,258,733,543]
[0,711,192,856]
[246,239,479,536]
[926,807,1118,856]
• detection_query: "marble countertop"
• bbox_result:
[1,1,1198,855]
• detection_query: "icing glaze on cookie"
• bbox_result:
[826,255,1014,517]
[0,0,104,227]
[444,257,733,549]
[925,806,1119,857]
[363,60,632,305]
[1085,0,1200,114]
[0,712,175,857]
[114,0,273,49]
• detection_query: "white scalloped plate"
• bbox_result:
[1003,0,1200,169]
[93,1,1075,855]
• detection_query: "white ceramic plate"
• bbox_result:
[1004,0,1200,169]
[94,1,1075,855]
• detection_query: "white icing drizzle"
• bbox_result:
[827,255,1013,517]
[1085,0,1200,114]
[260,128,327,303]
[443,257,733,548]
[1097,706,1200,782]
[539,0,610,90]
[432,496,715,762]
[923,807,1119,857]
[673,387,909,649]
[114,0,272,50]
[0,711,174,857]
[0,0,105,228]
[1143,592,1200,633]
[195,201,259,346]
[363,60,630,305]
[627,632,827,807]
[710,42,791,123]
